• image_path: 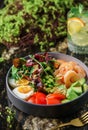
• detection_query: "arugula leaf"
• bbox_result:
[11,66,18,79]
[29,55,48,75]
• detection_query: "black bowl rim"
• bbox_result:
[6,52,88,107]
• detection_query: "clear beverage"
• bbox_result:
[67,5,88,54]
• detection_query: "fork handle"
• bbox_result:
[58,122,71,127]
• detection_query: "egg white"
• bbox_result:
[13,86,34,100]
[9,78,18,88]
[9,78,30,88]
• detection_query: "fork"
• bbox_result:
[58,111,88,128]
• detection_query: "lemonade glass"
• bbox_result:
[67,5,88,54]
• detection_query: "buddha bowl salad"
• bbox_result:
[9,53,88,105]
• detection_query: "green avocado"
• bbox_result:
[78,78,86,85]
[66,78,87,101]
[82,83,88,92]
[61,99,70,103]
[71,81,80,88]
[66,88,78,100]
[72,86,82,95]
[71,78,86,88]
[70,81,82,95]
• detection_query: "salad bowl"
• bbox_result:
[6,52,88,118]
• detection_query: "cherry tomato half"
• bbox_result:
[27,92,46,104]
[46,93,65,105]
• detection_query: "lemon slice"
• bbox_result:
[67,17,85,35]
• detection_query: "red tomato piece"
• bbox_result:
[47,93,66,100]
[27,92,47,104]
[36,92,47,104]
[27,93,36,103]
[46,98,61,105]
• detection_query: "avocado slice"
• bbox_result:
[61,99,70,103]
[72,86,82,95]
[66,78,87,101]
[70,81,82,95]
[70,78,86,95]
[82,83,88,92]
[78,78,86,85]
[66,88,78,100]
[71,78,86,88]
[71,81,80,88]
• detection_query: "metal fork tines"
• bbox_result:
[80,111,88,124]
[58,111,88,128]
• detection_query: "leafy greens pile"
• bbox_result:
[0,0,87,51]
[0,0,73,51]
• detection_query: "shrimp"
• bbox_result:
[73,65,86,78]
[58,62,74,75]
[69,61,86,78]
[54,69,61,76]
[69,61,77,66]
[54,62,74,76]
[54,59,66,69]
[64,70,80,88]
[55,74,64,84]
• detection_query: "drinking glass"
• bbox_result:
[67,4,88,54]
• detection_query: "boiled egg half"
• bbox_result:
[13,85,34,100]
[9,78,30,88]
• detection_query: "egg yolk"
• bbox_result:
[17,78,29,86]
[18,86,32,93]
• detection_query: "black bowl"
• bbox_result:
[6,52,88,118]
